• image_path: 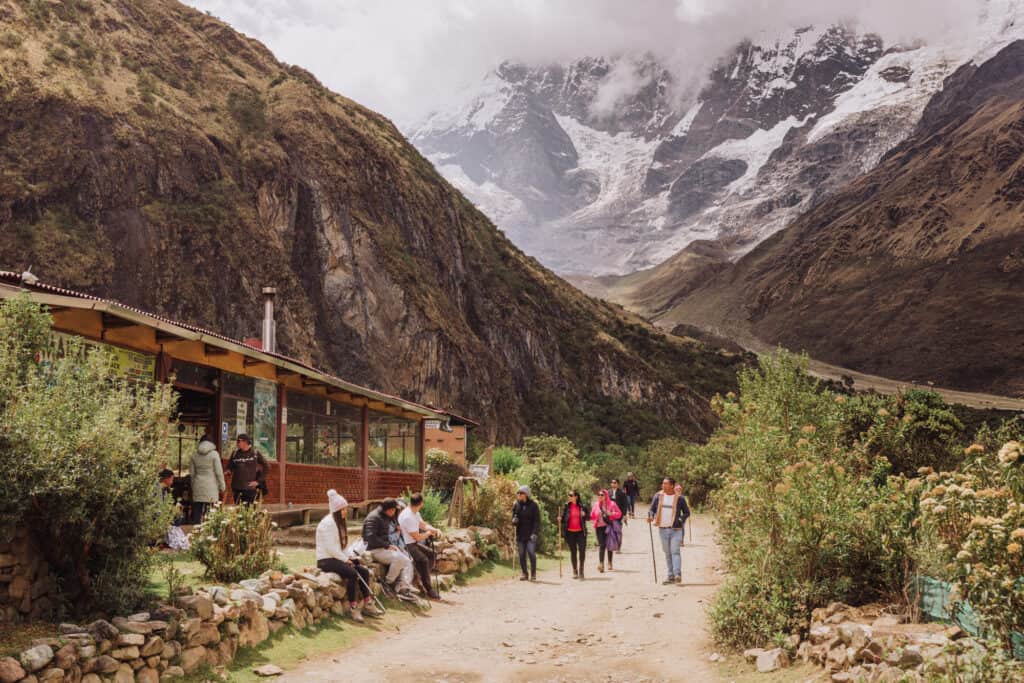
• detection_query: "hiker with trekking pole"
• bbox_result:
[512,485,541,582]
[647,477,690,585]
[315,490,384,623]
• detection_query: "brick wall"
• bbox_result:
[367,470,424,500]
[224,461,422,505]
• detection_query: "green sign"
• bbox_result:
[44,332,156,382]
[253,379,277,461]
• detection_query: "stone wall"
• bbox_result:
[0,526,57,623]
[0,528,493,683]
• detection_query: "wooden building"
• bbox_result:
[0,272,461,505]
[422,411,479,467]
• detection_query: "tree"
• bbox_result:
[0,297,176,614]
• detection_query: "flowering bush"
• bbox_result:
[191,502,279,582]
[916,442,1024,651]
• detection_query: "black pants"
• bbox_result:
[406,543,435,592]
[517,538,537,576]
[565,531,586,574]
[596,526,614,565]
[233,489,258,505]
[316,559,371,604]
[191,501,211,525]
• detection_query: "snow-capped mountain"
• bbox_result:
[410,2,1024,276]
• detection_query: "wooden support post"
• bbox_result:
[361,404,370,503]
[277,383,287,505]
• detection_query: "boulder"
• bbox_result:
[111,618,151,636]
[161,640,181,662]
[53,645,77,670]
[207,586,230,605]
[0,657,26,683]
[140,637,164,658]
[161,666,185,680]
[809,625,834,644]
[176,595,213,620]
[117,634,145,647]
[896,646,924,669]
[239,578,271,594]
[20,645,54,673]
[838,623,870,650]
[76,646,96,660]
[38,669,64,683]
[178,647,206,674]
[113,664,134,683]
[239,611,271,648]
[742,648,766,664]
[136,667,159,683]
[755,648,789,673]
[231,589,263,603]
[126,613,150,623]
[109,647,139,661]
[92,656,119,674]
[59,623,87,635]
[81,675,101,683]
[254,664,284,677]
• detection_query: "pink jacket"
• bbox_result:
[590,491,622,528]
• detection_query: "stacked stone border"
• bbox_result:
[0,528,494,683]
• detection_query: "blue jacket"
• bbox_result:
[648,491,690,529]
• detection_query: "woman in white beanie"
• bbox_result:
[316,489,381,622]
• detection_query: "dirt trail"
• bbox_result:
[278,514,723,683]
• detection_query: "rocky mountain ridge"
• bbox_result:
[412,2,1024,276]
[0,0,745,445]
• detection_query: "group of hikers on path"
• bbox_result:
[513,473,691,585]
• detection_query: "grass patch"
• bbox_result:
[147,547,316,598]
[0,622,59,657]
[713,658,820,682]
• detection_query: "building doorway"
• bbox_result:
[171,388,216,474]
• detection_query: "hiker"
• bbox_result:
[399,492,442,600]
[315,490,382,623]
[591,488,623,572]
[362,498,416,599]
[674,482,688,547]
[648,477,691,585]
[623,473,640,517]
[189,436,225,524]
[609,478,630,526]
[512,485,541,581]
[560,490,588,579]
[227,434,268,505]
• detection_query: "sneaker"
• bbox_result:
[662,578,675,585]
[397,587,418,602]
[349,607,364,623]
[426,589,442,601]
[597,562,604,573]
[572,571,579,579]
[519,574,529,581]
[363,602,384,618]
[674,575,682,585]
[530,573,537,582]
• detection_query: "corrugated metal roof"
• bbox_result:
[0,271,450,419]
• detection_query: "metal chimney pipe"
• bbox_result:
[261,286,277,353]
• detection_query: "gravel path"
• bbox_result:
[276,514,723,682]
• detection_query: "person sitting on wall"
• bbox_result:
[362,498,417,600]
[227,434,268,505]
[315,489,382,623]
[399,492,442,600]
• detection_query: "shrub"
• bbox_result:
[515,436,595,552]
[463,474,519,556]
[0,298,176,615]
[492,446,522,475]
[425,448,451,467]
[668,437,730,507]
[227,89,268,136]
[191,502,278,583]
[425,457,469,502]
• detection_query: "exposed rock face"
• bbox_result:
[413,5,1024,276]
[646,40,1024,395]
[0,0,745,444]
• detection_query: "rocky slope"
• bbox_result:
[0,0,747,446]
[412,3,1024,277]
[654,40,1024,395]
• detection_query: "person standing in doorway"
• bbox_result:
[560,490,588,579]
[591,488,623,572]
[609,479,630,527]
[512,485,541,581]
[227,434,268,505]
[623,473,641,518]
[648,477,690,585]
[189,435,225,523]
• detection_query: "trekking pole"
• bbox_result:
[558,533,563,579]
[356,573,387,614]
[647,520,658,584]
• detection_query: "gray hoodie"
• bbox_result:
[190,440,225,503]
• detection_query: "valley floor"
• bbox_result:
[274,515,723,682]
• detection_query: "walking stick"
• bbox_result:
[647,520,658,584]
[356,573,387,614]
[558,532,563,579]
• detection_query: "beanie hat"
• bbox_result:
[517,485,531,496]
[380,498,399,511]
[327,489,347,513]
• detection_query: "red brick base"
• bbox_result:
[223,461,423,505]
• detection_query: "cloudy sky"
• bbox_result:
[188,0,978,127]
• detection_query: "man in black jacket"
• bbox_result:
[609,479,629,525]
[227,434,268,505]
[362,499,415,598]
[623,473,641,517]
[511,485,541,582]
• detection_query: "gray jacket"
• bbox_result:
[190,440,225,503]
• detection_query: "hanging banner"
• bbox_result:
[236,400,248,438]
[253,379,277,461]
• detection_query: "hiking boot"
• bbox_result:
[349,607,364,623]
[397,587,418,602]
[572,570,578,579]
[427,589,442,601]
[519,574,529,581]
[363,603,384,618]
[674,575,682,585]
[662,578,675,585]
[530,572,537,582]
[597,562,604,573]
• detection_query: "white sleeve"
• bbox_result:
[316,518,350,562]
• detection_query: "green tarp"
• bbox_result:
[915,576,1023,660]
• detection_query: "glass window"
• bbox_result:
[171,360,218,392]
[368,414,420,472]
[285,391,362,468]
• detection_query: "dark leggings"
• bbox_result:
[596,526,614,564]
[316,559,371,604]
[406,543,435,591]
[565,531,586,574]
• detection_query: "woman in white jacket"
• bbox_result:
[189,438,225,524]
[316,490,382,622]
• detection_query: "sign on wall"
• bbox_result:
[43,332,156,382]
[253,379,277,461]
